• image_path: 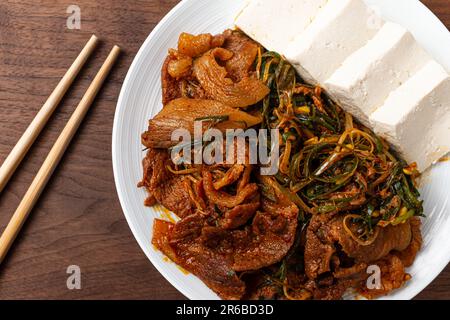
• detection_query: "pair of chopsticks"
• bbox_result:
[0,35,120,264]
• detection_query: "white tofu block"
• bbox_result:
[325,22,431,126]
[370,60,450,171]
[284,0,384,85]
[235,0,329,53]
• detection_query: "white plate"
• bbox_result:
[112,0,450,300]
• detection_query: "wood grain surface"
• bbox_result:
[0,0,448,300]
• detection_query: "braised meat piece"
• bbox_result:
[202,170,259,208]
[140,148,194,218]
[161,31,225,105]
[232,210,298,271]
[393,217,422,267]
[153,217,246,300]
[178,32,225,58]
[305,214,412,279]
[222,29,259,82]
[198,200,298,272]
[142,98,262,148]
[304,214,336,279]
[332,216,412,263]
[192,48,269,108]
[305,277,359,300]
[359,254,411,299]
[219,201,260,229]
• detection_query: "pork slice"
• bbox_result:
[304,214,336,279]
[223,199,298,271]
[393,217,422,267]
[305,214,413,279]
[141,148,194,218]
[330,215,412,263]
[141,98,262,149]
[169,214,246,300]
[152,216,245,300]
[223,30,259,82]
[162,54,182,105]
[359,254,410,299]
[219,200,260,230]
[306,277,358,300]
[198,210,298,272]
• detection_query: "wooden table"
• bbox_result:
[0,0,448,300]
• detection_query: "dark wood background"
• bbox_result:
[0,0,448,299]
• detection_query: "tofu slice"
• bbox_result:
[325,22,431,126]
[370,60,450,171]
[284,0,384,85]
[235,0,329,53]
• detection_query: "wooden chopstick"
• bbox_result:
[0,35,99,194]
[0,45,121,264]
